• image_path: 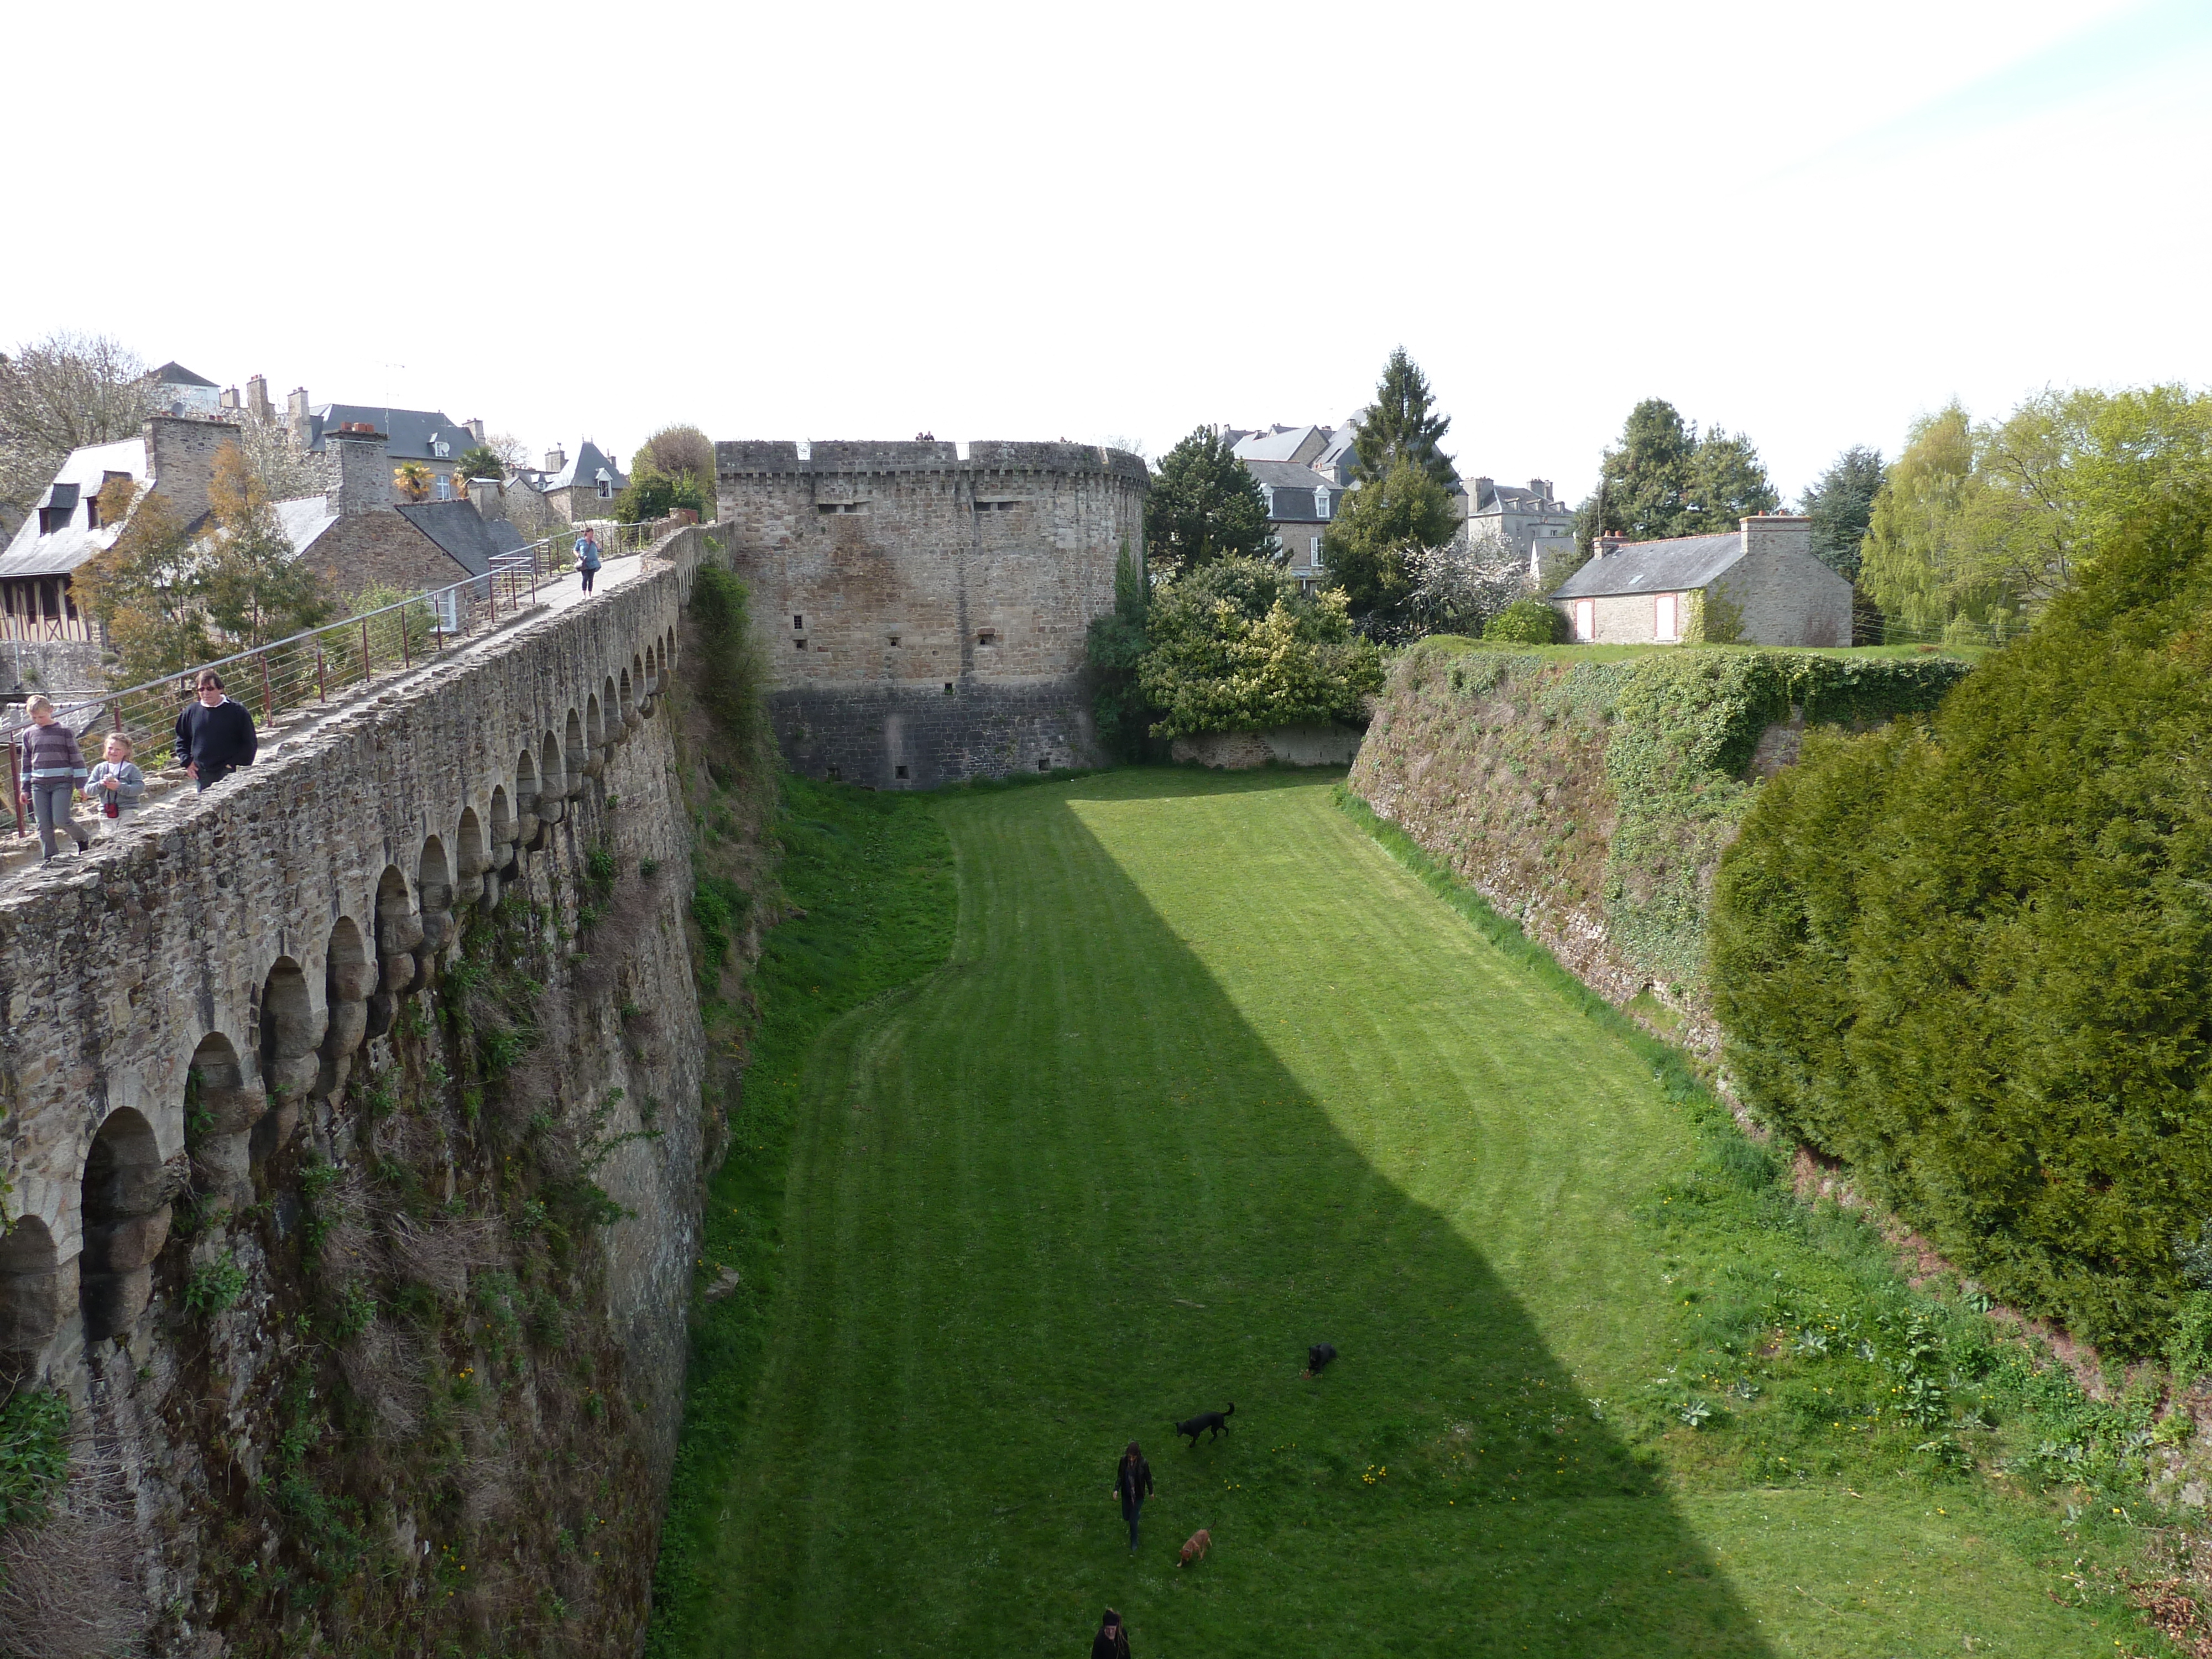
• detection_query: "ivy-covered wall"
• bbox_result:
[1347,640,1973,1048]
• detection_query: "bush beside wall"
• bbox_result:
[1712,498,2212,1351]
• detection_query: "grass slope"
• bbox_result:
[654,769,2162,1658]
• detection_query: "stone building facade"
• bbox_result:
[716,439,1148,787]
[1550,515,1853,647]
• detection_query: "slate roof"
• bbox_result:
[540,439,627,495]
[1242,460,1340,525]
[0,437,147,577]
[150,361,217,388]
[1550,532,1744,600]
[305,404,476,466]
[1233,425,1327,464]
[274,496,337,560]
[393,501,530,578]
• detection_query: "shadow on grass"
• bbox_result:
[661,766,1772,1657]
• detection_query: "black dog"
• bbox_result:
[1172,1405,1235,1446]
[1305,1343,1338,1377]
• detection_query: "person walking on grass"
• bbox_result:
[1090,1608,1131,1659]
[1114,1441,1152,1556]
[174,670,257,792]
[575,527,603,593]
[85,733,145,837]
[14,696,90,862]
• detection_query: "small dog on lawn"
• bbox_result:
[1172,1405,1235,1446]
[1179,1528,1212,1567]
[1303,1342,1338,1379]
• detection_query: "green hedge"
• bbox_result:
[1711,495,2212,1350]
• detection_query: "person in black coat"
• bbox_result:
[174,670,258,791]
[1090,1608,1131,1659]
[1113,1442,1152,1556]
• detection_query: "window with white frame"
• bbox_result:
[1574,599,1595,642]
[435,474,452,500]
[1655,593,1679,641]
[1309,535,1322,569]
[1259,483,1275,516]
[1315,486,1330,518]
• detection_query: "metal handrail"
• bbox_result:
[4,517,672,839]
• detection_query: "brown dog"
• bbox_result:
[1178,1528,1212,1567]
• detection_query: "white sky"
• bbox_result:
[4,0,2208,502]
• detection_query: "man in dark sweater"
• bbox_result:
[174,671,257,791]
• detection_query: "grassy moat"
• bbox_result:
[652,768,2168,1657]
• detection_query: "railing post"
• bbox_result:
[317,647,327,702]
[7,727,20,839]
[401,609,411,669]
[361,618,371,682]
[261,650,274,724]
[111,700,123,734]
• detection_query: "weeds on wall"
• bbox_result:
[1354,637,1970,1018]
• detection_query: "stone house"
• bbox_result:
[1548,514,1852,646]
[280,429,530,618]
[1243,460,1342,592]
[0,416,242,688]
[512,441,628,524]
[1468,477,1576,583]
[285,388,487,504]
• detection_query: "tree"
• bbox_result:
[1135,557,1383,739]
[1319,458,1457,634]
[614,460,708,523]
[72,490,215,681]
[202,444,336,646]
[1405,530,1525,637]
[1144,426,1277,574]
[0,332,164,523]
[1800,445,1885,580]
[637,425,716,498]
[393,461,432,503]
[1572,399,1780,548]
[1483,597,1569,644]
[1862,386,2212,640]
[1084,540,1150,758]
[1711,488,2212,1349]
[1347,348,1456,490]
[455,444,505,482]
[487,431,531,471]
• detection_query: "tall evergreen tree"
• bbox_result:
[1320,457,1458,635]
[1145,426,1278,573]
[1799,445,1886,580]
[1348,348,1456,489]
[1572,399,1779,547]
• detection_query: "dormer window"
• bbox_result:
[1259,484,1275,516]
[1315,486,1331,519]
[595,469,613,499]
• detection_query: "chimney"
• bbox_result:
[1740,512,1812,561]
[220,386,241,411]
[1530,478,1553,505]
[288,385,312,450]
[143,416,243,529]
[328,426,390,517]
[1473,476,1495,510]
[465,417,486,445]
[468,477,507,522]
[544,444,567,474]
[246,375,273,423]
[1594,532,1627,560]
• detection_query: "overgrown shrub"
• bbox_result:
[1712,492,2212,1350]
[687,564,769,757]
[1136,556,1383,738]
[1483,597,1568,644]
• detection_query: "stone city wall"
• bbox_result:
[0,526,719,1654]
[716,440,1148,789]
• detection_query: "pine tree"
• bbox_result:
[1800,445,1886,580]
[1145,427,1277,573]
[1573,399,1778,546]
[1348,348,1455,489]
